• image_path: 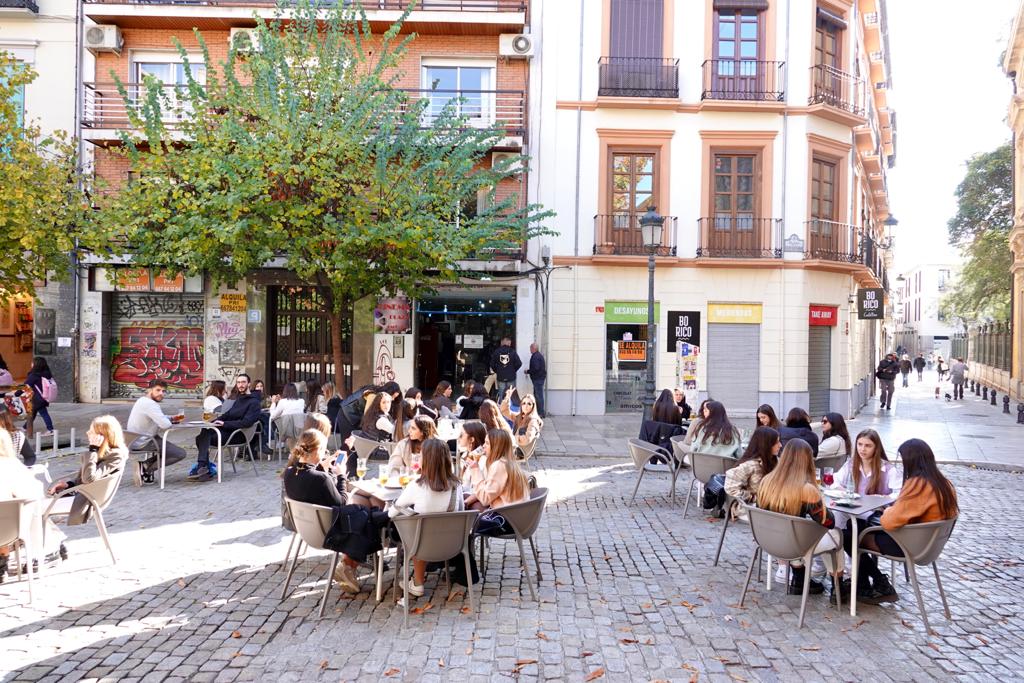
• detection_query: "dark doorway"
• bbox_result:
[268,286,351,393]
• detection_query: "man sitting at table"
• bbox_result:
[126,379,186,485]
[188,373,261,482]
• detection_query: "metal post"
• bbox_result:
[644,250,656,421]
[991,390,998,407]
[975,382,981,396]
[1018,404,1024,424]
[983,386,989,401]
[70,428,76,450]
[1004,395,1011,414]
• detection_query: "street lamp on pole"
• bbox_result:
[639,206,665,420]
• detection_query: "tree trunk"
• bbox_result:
[330,307,347,397]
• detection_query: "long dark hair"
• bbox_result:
[755,404,781,430]
[898,439,958,518]
[205,380,227,399]
[785,407,812,429]
[405,387,422,401]
[698,400,736,445]
[433,380,452,399]
[853,428,889,494]
[281,382,298,400]
[304,380,322,413]
[460,420,487,451]
[739,426,779,476]
[360,392,392,434]
[30,356,49,374]
[652,388,681,425]
[822,412,851,456]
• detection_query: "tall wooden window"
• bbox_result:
[713,153,757,230]
[610,152,657,229]
[815,14,841,69]
[809,157,838,253]
[712,2,767,97]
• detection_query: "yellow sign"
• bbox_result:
[707,303,763,324]
[618,340,647,361]
[219,293,246,313]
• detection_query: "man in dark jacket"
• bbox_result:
[525,342,547,416]
[899,354,912,387]
[490,337,522,399]
[875,353,900,411]
[189,373,261,481]
[912,353,926,381]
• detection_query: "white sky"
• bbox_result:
[887,0,1019,274]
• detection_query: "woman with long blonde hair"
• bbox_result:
[756,438,841,599]
[499,389,543,448]
[465,428,529,510]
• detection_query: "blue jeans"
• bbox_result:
[496,379,515,401]
[32,406,53,432]
[532,379,546,416]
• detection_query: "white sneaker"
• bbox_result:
[775,564,788,582]
[811,556,827,579]
[333,562,360,594]
[401,576,424,597]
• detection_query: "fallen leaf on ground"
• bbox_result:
[928,643,941,652]
[206,511,214,517]
[640,602,653,609]
[319,660,328,669]
[536,631,549,641]
[460,607,472,615]
[619,638,638,644]
[231,652,241,658]
[512,659,538,674]
[439,658,445,668]
[410,603,434,615]
[738,620,750,629]
[584,667,606,681]
[603,555,612,561]
[688,674,699,683]
[976,636,989,646]
[446,591,464,602]
[581,651,595,658]
[177,579,186,588]
[730,675,747,682]
[800,646,820,651]
[383,667,400,677]
[465,647,473,655]
[681,663,698,672]
[900,619,914,630]
[230,631,241,639]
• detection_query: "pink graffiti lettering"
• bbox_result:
[213,320,244,340]
[111,326,205,390]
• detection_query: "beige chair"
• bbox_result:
[515,436,538,462]
[477,487,548,600]
[814,453,848,472]
[280,497,338,618]
[627,438,685,506]
[669,434,690,468]
[223,424,259,475]
[44,468,124,565]
[123,430,161,488]
[351,432,396,461]
[738,504,844,628]
[0,499,39,603]
[682,451,737,519]
[392,510,479,628]
[857,517,957,633]
[272,413,307,462]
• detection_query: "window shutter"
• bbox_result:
[713,0,770,10]
[817,7,848,29]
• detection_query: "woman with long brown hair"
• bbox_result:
[478,399,514,439]
[465,429,529,510]
[389,438,464,598]
[499,388,543,448]
[359,392,395,441]
[756,438,841,597]
[832,428,900,496]
[389,415,437,473]
[723,426,780,518]
[690,400,741,456]
[754,404,781,430]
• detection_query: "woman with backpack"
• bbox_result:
[25,357,54,439]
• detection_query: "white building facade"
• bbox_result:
[529,0,897,417]
[893,264,959,360]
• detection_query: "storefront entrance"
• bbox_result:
[415,289,516,393]
[268,287,351,393]
[603,300,660,414]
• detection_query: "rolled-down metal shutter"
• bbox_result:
[808,325,832,416]
[707,323,760,415]
[108,293,206,399]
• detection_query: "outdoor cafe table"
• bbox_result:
[349,478,404,602]
[158,421,223,489]
[825,492,895,617]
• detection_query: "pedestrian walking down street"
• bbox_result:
[525,342,547,417]
[25,356,55,438]
[913,353,926,381]
[489,336,522,400]
[899,354,912,388]
[875,353,900,411]
[949,358,968,400]
[936,356,948,381]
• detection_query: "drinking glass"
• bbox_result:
[399,467,411,487]
[378,464,389,486]
[822,467,835,487]
[815,468,822,487]
[356,458,368,480]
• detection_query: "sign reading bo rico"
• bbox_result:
[667,311,700,352]
[857,288,884,320]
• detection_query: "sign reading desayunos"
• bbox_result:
[707,303,763,324]
[857,288,884,320]
[604,300,661,324]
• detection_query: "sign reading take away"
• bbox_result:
[617,340,647,362]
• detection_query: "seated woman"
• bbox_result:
[0,429,45,581]
[464,429,530,511]
[204,380,227,415]
[690,401,743,516]
[755,404,782,431]
[639,389,686,457]
[779,408,819,456]
[389,438,465,598]
[499,389,543,451]
[269,383,305,422]
[388,415,437,474]
[458,420,487,486]
[416,398,440,422]
[458,383,488,421]
[856,438,959,605]
[673,387,692,420]
[432,381,456,416]
[359,392,395,442]
[399,398,418,436]
[756,438,841,597]
[723,426,780,520]
[282,429,363,594]
[681,399,712,449]
[0,410,35,466]
[478,399,514,440]
[817,412,852,460]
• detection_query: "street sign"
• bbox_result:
[667,310,700,351]
[857,288,884,320]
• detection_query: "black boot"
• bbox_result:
[788,565,825,595]
[828,576,851,605]
[0,554,7,583]
[59,543,68,561]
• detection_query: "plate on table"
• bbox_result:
[383,481,403,489]
[822,489,861,499]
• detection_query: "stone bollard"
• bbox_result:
[991,390,998,406]
[975,382,982,396]
[970,380,976,392]
[1018,404,1024,424]
[983,386,989,401]
[1004,395,1012,414]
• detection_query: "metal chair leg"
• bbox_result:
[14,544,22,584]
[319,553,339,619]
[797,552,813,629]
[905,560,931,633]
[682,478,696,518]
[402,551,411,628]
[280,538,301,601]
[932,562,951,620]
[463,549,475,617]
[528,537,542,583]
[739,547,760,607]
[93,508,116,565]
[630,468,645,504]
[516,536,537,601]
[248,445,258,474]
[280,532,297,573]
[713,512,731,566]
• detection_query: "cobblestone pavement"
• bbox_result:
[2,444,1022,682]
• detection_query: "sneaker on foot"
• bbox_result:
[186,465,213,481]
[775,564,788,582]
[142,471,156,485]
[400,575,425,598]
[333,563,360,594]
[864,576,899,604]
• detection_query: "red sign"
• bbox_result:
[809,305,838,326]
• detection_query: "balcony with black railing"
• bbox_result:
[593,214,678,257]
[83,0,526,9]
[808,64,864,116]
[0,0,39,12]
[701,60,785,102]
[696,217,781,258]
[804,220,860,262]
[598,57,679,98]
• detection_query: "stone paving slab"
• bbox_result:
[2,446,1022,682]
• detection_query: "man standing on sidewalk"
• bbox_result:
[490,337,522,399]
[899,354,912,388]
[525,342,547,417]
[875,353,900,411]
[913,353,926,381]
[950,357,968,400]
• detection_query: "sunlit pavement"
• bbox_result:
[2,440,1023,682]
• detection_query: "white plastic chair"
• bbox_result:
[280,497,338,618]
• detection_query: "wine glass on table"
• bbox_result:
[822,467,834,487]
[356,458,368,481]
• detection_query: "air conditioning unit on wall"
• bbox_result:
[491,151,524,173]
[230,28,261,54]
[499,33,535,59]
[85,25,123,55]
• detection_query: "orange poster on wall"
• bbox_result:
[618,340,647,362]
[152,272,185,292]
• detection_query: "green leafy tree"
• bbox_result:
[942,141,1013,322]
[96,1,552,391]
[0,54,95,300]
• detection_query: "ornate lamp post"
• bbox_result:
[639,206,665,420]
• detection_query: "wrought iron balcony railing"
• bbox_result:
[82,0,526,9]
[804,219,860,262]
[696,216,781,258]
[809,64,864,115]
[701,60,785,102]
[598,57,679,99]
[593,214,678,257]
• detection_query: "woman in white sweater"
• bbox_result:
[817,412,852,461]
[389,438,464,597]
[269,383,306,422]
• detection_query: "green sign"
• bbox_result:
[604,300,661,324]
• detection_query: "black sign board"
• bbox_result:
[667,310,701,351]
[857,288,884,320]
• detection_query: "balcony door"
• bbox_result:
[713,8,763,98]
[422,63,495,126]
[711,153,758,253]
[133,56,206,122]
[813,10,844,105]
[809,157,838,256]
[610,151,657,240]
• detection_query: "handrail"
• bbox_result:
[83,0,526,9]
[808,64,864,116]
[701,59,785,102]
[598,56,679,99]
[696,216,781,258]
[593,213,678,257]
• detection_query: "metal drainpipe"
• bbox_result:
[569,0,585,416]
[777,0,791,412]
[72,0,84,403]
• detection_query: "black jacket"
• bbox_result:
[26,368,52,410]
[459,394,486,420]
[912,357,926,371]
[490,345,522,382]
[876,358,900,382]
[218,392,261,432]
[899,359,912,373]
[639,420,685,458]
[526,351,547,381]
[283,463,347,508]
[779,425,820,456]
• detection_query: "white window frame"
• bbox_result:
[420,58,497,127]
